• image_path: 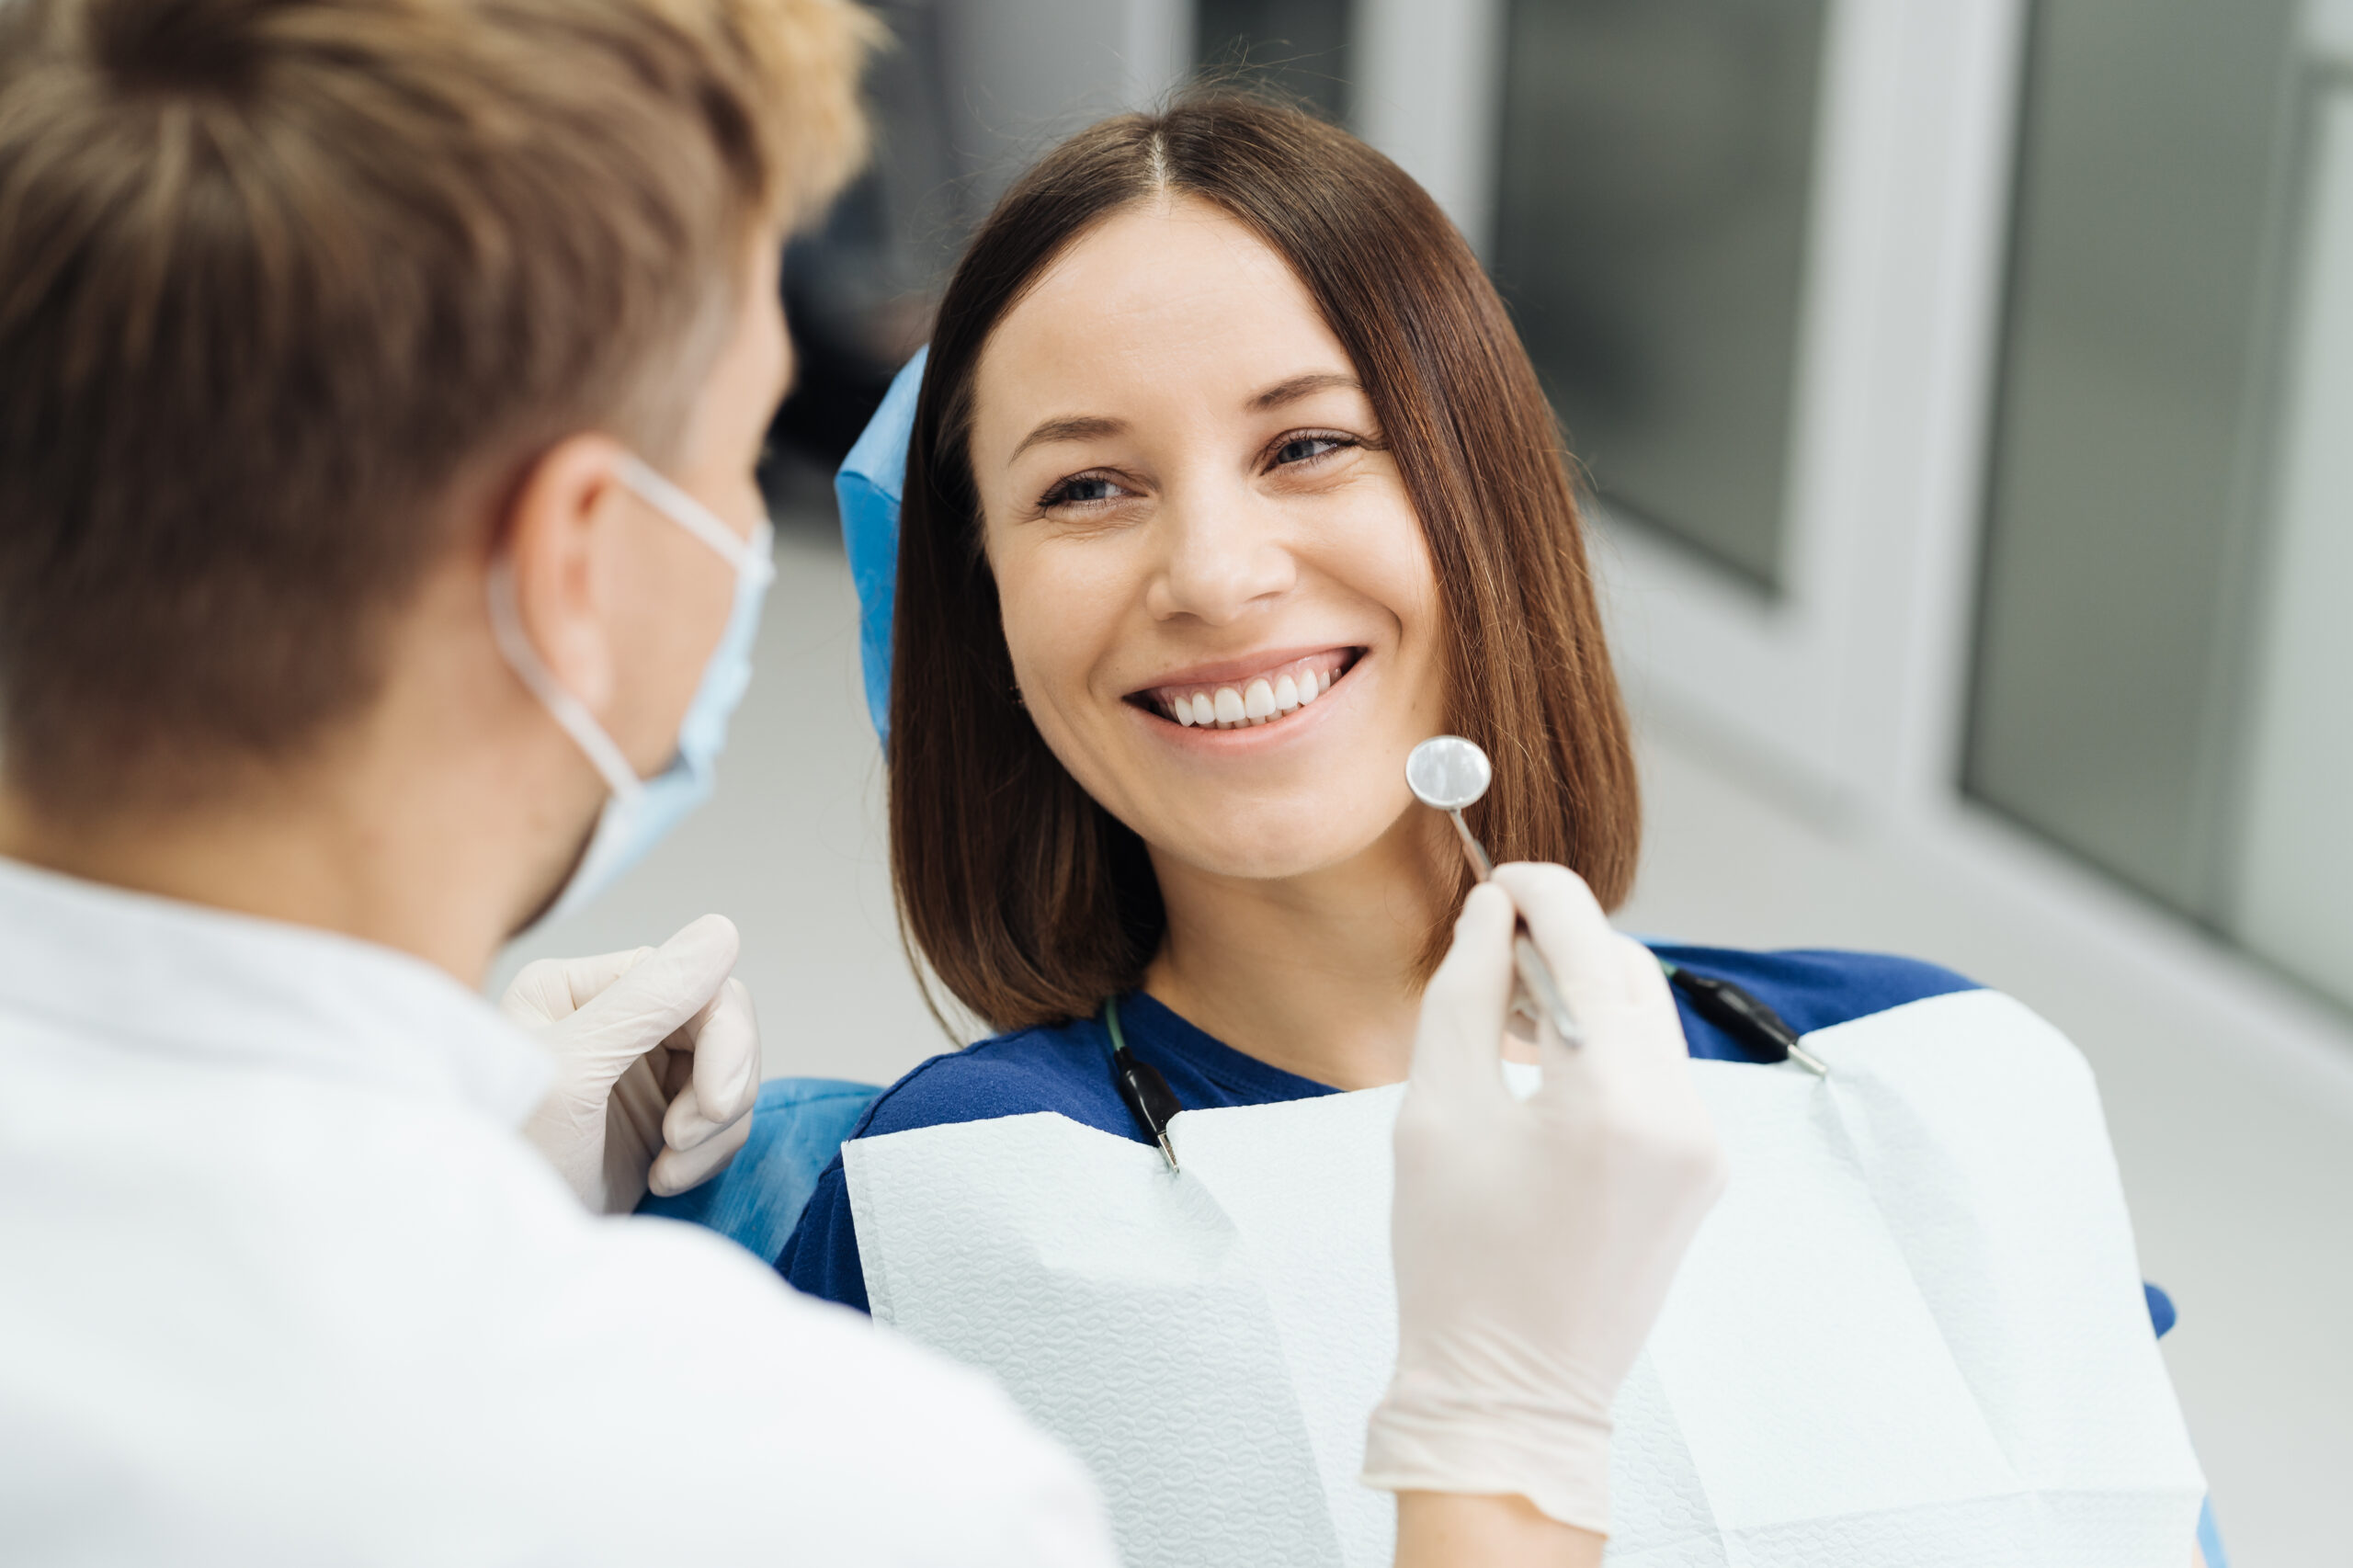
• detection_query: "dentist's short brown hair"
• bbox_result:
[0,0,877,815]
[891,93,1642,1035]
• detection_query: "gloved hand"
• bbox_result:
[1363,863,1727,1537]
[500,914,761,1214]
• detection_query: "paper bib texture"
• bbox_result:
[846,990,2205,1567]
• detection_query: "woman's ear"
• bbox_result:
[501,434,633,713]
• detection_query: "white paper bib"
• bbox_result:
[846,989,2205,1567]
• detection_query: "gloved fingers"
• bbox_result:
[1488,861,1625,1000]
[647,1106,753,1198]
[1619,933,1678,1017]
[595,1054,674,1214]
[662,978,760,1153]
[499,947,654,1028]
[1489,862,1660,1065]
[606,1052,673,1151]
[1409,881,1518,1102]
[1613,935,1711,1091]
[561,914,742,1072]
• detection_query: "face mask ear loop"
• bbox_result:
[485,558,648,808]
[617,455,775,585]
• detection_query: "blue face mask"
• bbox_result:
[489,453,777,921]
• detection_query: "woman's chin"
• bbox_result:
[1144,808,1400,885]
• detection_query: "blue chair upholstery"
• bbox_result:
[635,1076,880,1263]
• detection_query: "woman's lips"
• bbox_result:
[1134,649,1360,731]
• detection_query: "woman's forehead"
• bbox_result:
[972,199,1358,442]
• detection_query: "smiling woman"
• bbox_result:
[886,95,1639,1040]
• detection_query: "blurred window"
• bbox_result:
[767,0,963,476]
[1490,0,1831,593]
[1195,0,1353,122]
[1966,0,2353,1010]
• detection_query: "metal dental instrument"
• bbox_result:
[1406,735,1584,1049]
[1405,736,1828,1075]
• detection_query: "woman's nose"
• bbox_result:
[1144,488,1298,626]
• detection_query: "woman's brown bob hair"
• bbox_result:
[891,92,1639,1035]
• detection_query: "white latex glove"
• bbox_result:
[1363,863,1727,1537]
[500,914,760,1214]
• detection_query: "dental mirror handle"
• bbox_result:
[1449,811,1583,1049]
[1446,810,1494,880]
[1512,932,1582,1050]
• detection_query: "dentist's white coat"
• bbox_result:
[0,858,1113,1566]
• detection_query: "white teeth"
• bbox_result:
[1154,656,1346,731]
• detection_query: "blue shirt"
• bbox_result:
[777,942,1979,1312]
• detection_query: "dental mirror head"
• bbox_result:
[1405,735,1493,813]
[1405,733,1584,1047]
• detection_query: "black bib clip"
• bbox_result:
[1105,995,1184,1170]
[1662,962,1829,1075]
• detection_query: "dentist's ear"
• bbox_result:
[501,434,637,716]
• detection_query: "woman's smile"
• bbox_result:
[1131,645,1362,732]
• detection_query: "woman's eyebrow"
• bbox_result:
[1005,373,1358,464]
[1249,371,1361,410]
[1010,415,1125,463]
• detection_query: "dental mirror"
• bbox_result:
[1407,735,1497,878]
[1405,733,1493,813]
[1406,735,1583,1048]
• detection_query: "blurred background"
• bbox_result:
[497,1,2353,1558]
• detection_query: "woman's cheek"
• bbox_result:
[997,573,1103,767]
[999,568,1069,689]
[1373,508,1442,638]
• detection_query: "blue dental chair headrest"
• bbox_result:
[834,347,926,744]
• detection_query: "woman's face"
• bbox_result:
[969,197,1448,883]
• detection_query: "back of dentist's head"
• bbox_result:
[0,0,871,821]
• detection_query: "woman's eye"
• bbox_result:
[1272,434,1350,468]
[1041,474,1126,507]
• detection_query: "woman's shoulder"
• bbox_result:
[852,1015,1136,1145]
[1646,940,1978,1052]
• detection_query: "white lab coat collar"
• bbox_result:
[0,855,549,1125]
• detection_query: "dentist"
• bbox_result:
[0,0,1722,1563]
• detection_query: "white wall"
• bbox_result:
[2232,87,2353,1010]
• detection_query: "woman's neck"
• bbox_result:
[1142,812,1450,1091]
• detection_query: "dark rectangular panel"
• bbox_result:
[1492,0,1830,592]
[1967,0,2302,915]
[1196,0,1353,122]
